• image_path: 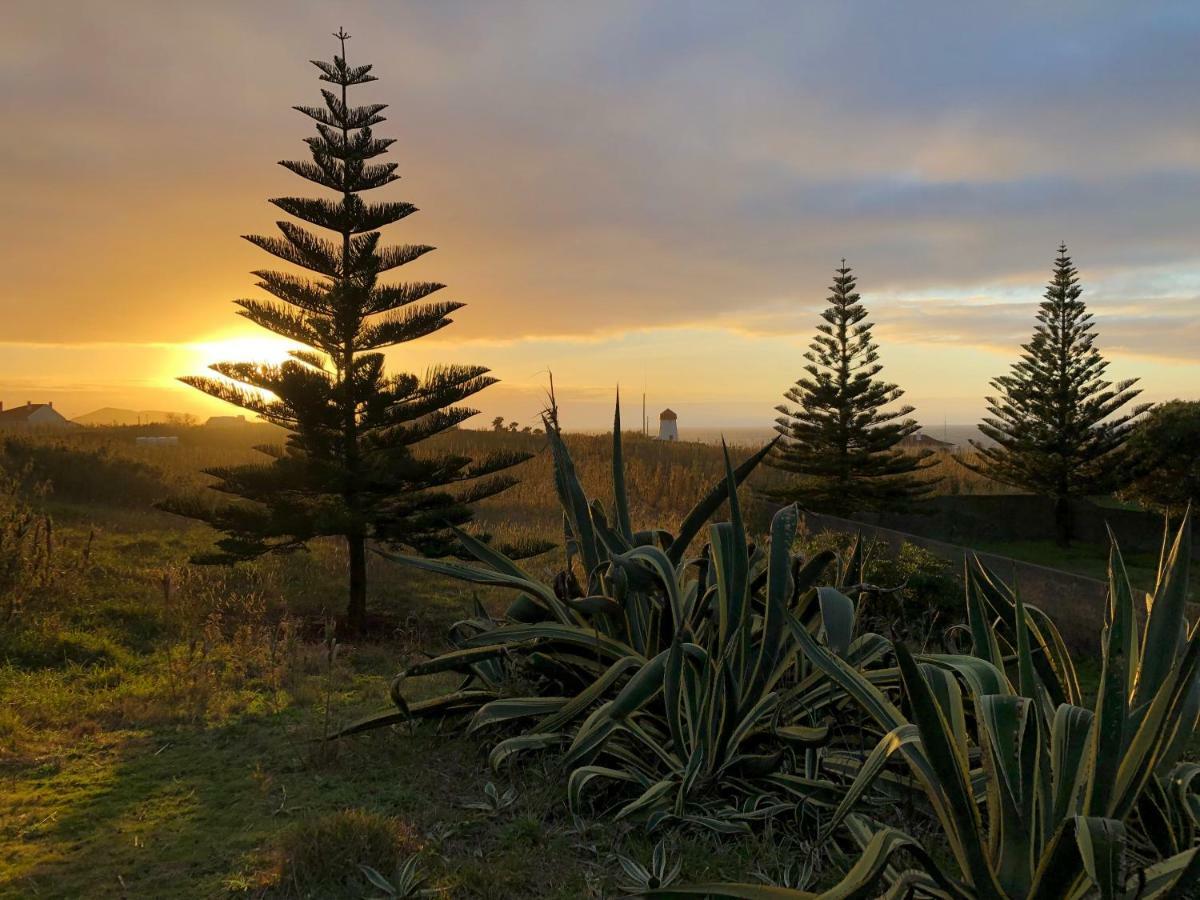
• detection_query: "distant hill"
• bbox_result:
[73,408,187,426]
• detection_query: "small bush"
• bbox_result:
[0,436,168,508]
[269,809,422,897]
[0,626,130,670]
[795,530,961,646]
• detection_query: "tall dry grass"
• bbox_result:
[2,424,1008,554]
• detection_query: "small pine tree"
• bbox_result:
[765,262,938,514]
[960,244,1147,544]
[168,31,531,630]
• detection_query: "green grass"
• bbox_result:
[970,537,1178,598]
[0,509,816,899]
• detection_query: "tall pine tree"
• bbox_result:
[960,244,1147,545]
[169,31,531,630]
[765,262,938,514]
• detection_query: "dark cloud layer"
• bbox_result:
[3,1,1199,360]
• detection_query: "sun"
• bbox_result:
[162,330,309,393]
[190,333,303,367]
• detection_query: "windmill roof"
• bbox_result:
[659,408,677,419]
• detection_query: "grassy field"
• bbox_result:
[0,424,1169,898]
[0,429,828,899]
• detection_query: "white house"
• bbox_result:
[0,402,76,431]
[657,408,678,441]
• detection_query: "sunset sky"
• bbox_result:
[4,2,1198,430]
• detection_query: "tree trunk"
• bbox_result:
[1053,495,1072,547]
[346,533,367,631]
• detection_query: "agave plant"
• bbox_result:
[560,476,892,833]
[342,399,896,830]
[647,511,1200,898]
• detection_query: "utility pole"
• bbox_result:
[642,366,647,436]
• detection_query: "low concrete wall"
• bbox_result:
[799,510,1109,653]
[851,495,1196,561]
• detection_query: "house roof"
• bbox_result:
[659,408,677,420]
[0,403,60,423]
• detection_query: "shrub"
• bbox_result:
[1118,398,1200,516]
[268,809,422,897]
[794,531,961,648]
[0,436,167,508]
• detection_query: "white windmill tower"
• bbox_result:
[657,408,678,441]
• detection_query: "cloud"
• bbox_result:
[2,1,1198,416]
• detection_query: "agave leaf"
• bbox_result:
[564,594,623,616]
[977,694,1038,894]
[665,437,778,565]
[358,863,397,893]
[970,556,1073,710]
[332,689,499,738]
[965,560,1005,670]
[1049,704,1094,825]
[663,635,688,761]
[541,655,645,732]
[1157,668,1200,775]
[1010,582,1039,705]
[545,417,602,576]
[774,723,831,746]
[567,764,644,813]
[894,643,1002,897]
[372,548,574,623]
[785,610,904,732]
[922,663,969,765]
[1137,775,1181,859]
[845,631,890,666]
[921,654,1012,701]
[1022,602,1081,706]
[820,724,922,839]
[722,692,781,763]
[488,732,564,770]
[749,504,798,694]
[405,641,541,677]
[331,707,410,738]
[612,391,635,544]
[1137,845,1200,898]
[615,777,677,821]
[457,622,637,662]
[1073,816,1125,900]
[449,523,535,581]
[1111,620,1200,820]
[649,809,753,836]
[565,652,671,765]
[614,545,685,637]
[1134,509,1192,711]
[793,549,838,598]
[591,499,633,558]
[711,521,749,653]
[1085,581,1127,818]
[468,697,568,733]
[816,587,855,658]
